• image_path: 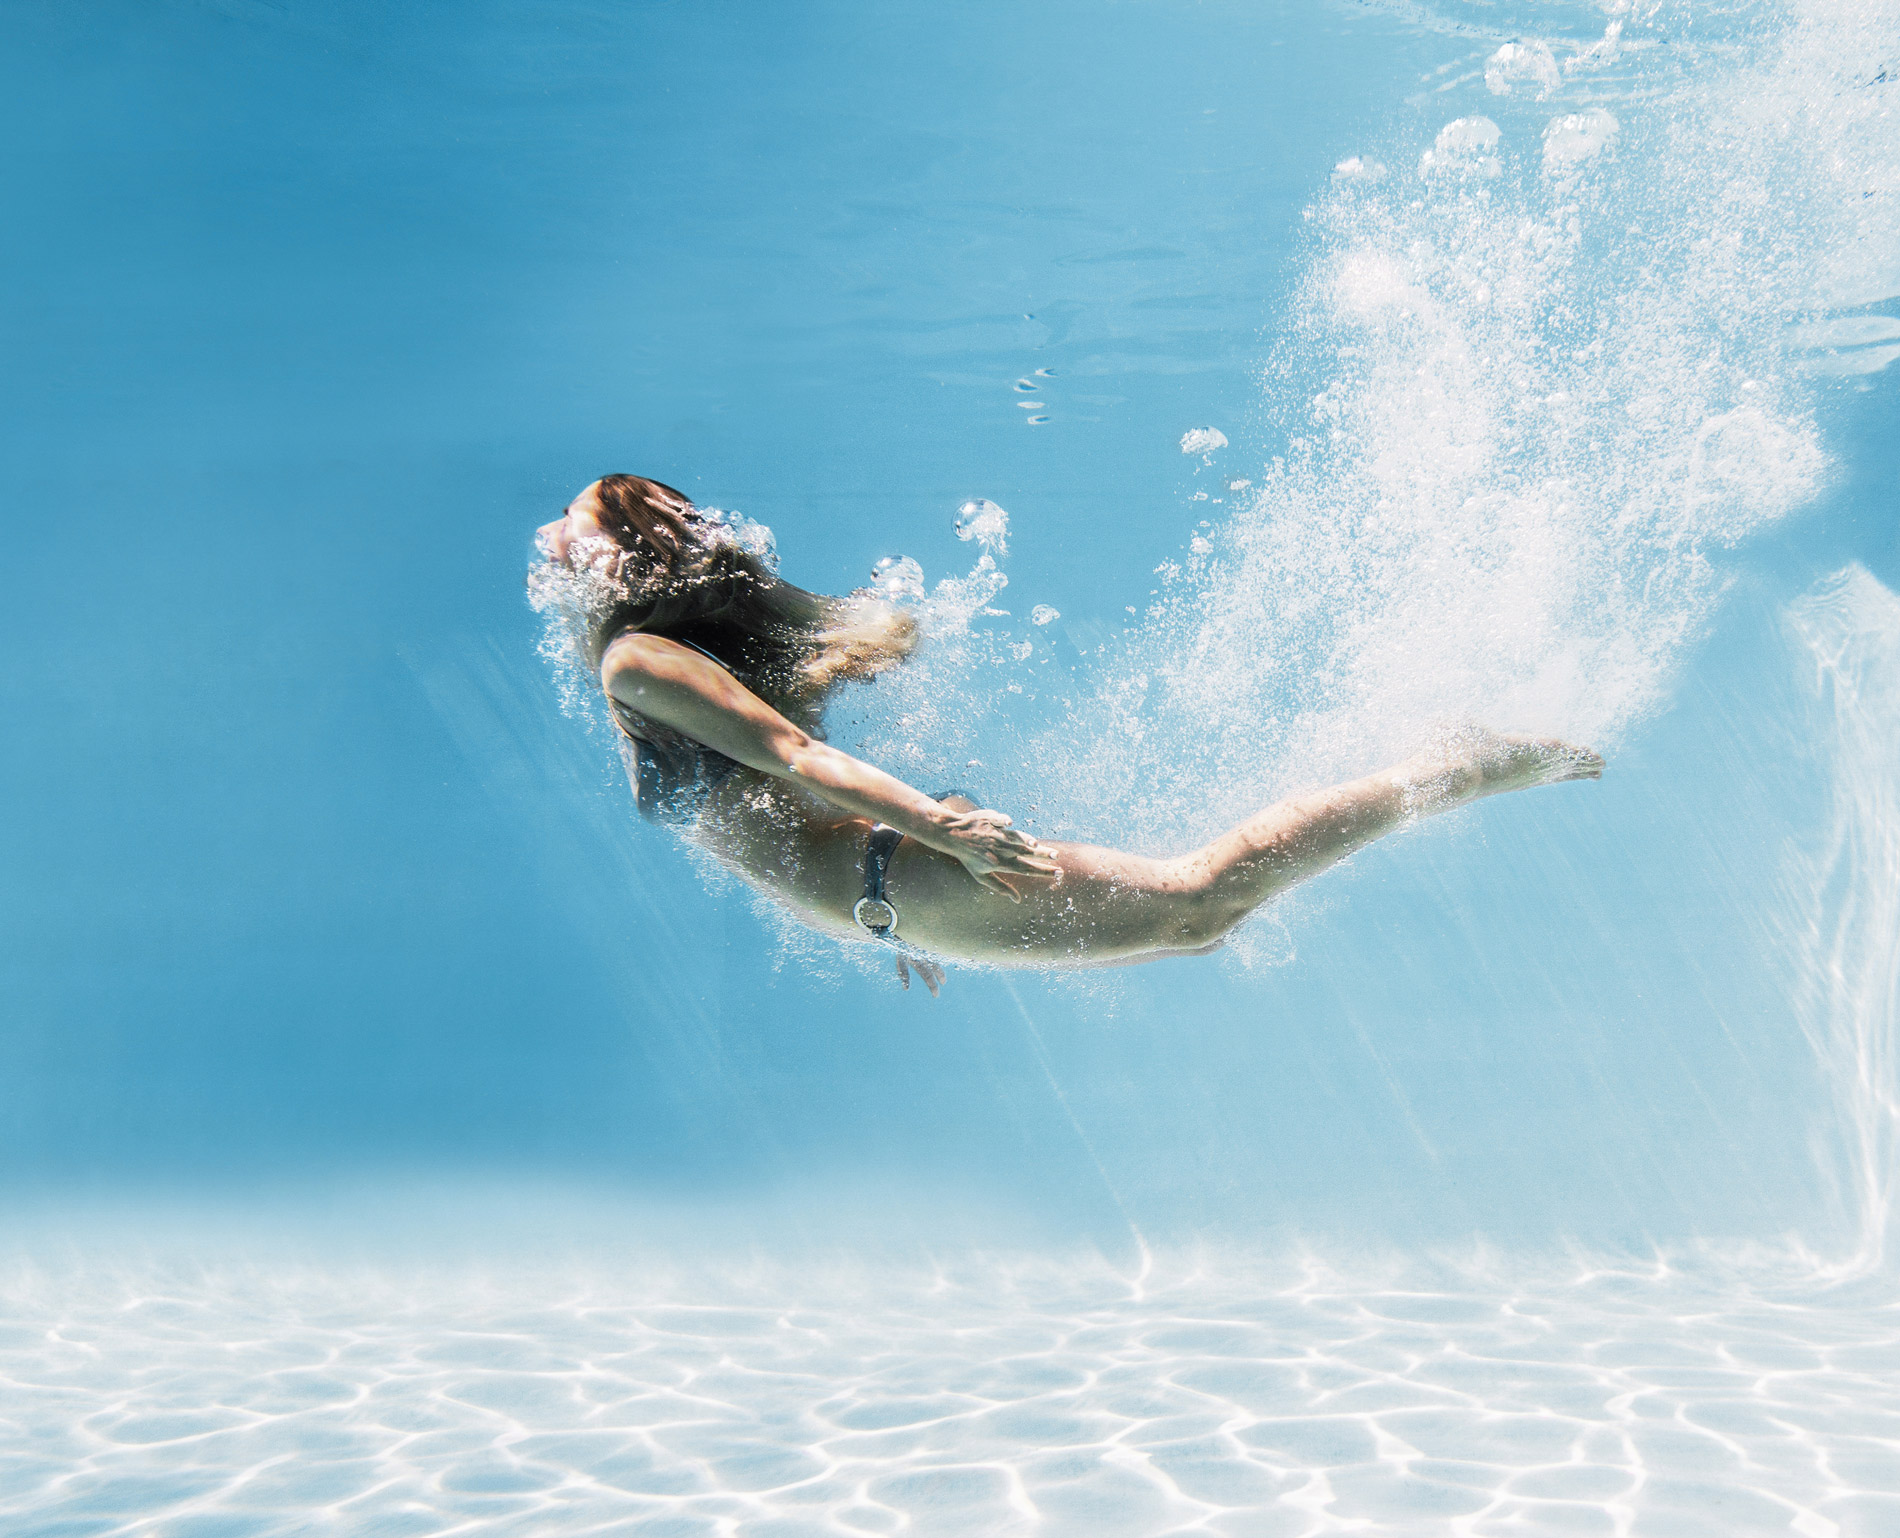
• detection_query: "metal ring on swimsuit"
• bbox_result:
[852,795,968,945]
[852,895,899,937]
[854,824,907,939]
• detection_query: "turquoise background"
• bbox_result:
[4,0,1896,1259]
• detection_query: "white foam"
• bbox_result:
[1486,41,1560,98]
[1419,115,1501,178]
[1179,426,1228,455]
[1788,315,1900,350]
[1016,0,1892,860]
[1787,315,1900,375]
[1541,107,1619,173]
[1332,155,1388,182]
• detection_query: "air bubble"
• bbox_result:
[698,505,780,573]
[868,554,925,603]
[1421,116,1501,179]
[1485,41,1559,98]
[1333,156,1387,182]
[954,499,1011,555]
[1031,605,1060,626]
[1543,109,1619,175]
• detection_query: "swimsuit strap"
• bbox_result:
[853,825,906,939]
[673,636,729,668]
[851,792,968,944]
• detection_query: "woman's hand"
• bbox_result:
[895,953,945,997]
[935,808,1062,900]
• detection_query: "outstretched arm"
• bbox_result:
[601,633,1057,896]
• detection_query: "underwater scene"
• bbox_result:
[3,0,1898,1532]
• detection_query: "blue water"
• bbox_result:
[4,1,1899,1532]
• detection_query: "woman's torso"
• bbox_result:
[604,631,1071,962]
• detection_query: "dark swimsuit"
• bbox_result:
[607,637,744,826]
[607,632,953,952]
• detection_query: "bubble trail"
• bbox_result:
[1026,0,1897,858]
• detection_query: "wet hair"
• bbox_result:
[554,474,916,707]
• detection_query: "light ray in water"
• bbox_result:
[1785,567,1900,1279]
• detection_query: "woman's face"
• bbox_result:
[536,482,607,564]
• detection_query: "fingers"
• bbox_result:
[992,847,1062,879]
[997,824,1051,849]
[954,810,1056,858]
[979,829,1059,868]
[896,953,943,997]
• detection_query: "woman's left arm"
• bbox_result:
[602,633,1058,897]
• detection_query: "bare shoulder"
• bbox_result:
[597,631,767,739]
[598,632,718,701]
[599,630,695,679]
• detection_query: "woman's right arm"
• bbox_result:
[602,633,1059,897]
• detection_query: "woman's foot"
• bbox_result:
[1401,726,1603,812]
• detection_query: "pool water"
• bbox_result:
[3,0,1898,1532]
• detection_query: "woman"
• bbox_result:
[532,475,1602,992]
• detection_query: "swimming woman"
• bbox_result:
[532,475,1602,992]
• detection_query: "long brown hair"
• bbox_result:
[554,475,916,710]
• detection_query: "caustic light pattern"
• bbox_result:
[2,1260,1897,1537]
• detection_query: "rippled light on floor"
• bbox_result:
[4,1250,1896,1536]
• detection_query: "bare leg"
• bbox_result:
[1159,728,1604,946]
[700,728,1601,969]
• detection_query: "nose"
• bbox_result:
[536,517,568,561]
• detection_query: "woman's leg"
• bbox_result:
[1160,729,1602,946]
[892,729,1602,966]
